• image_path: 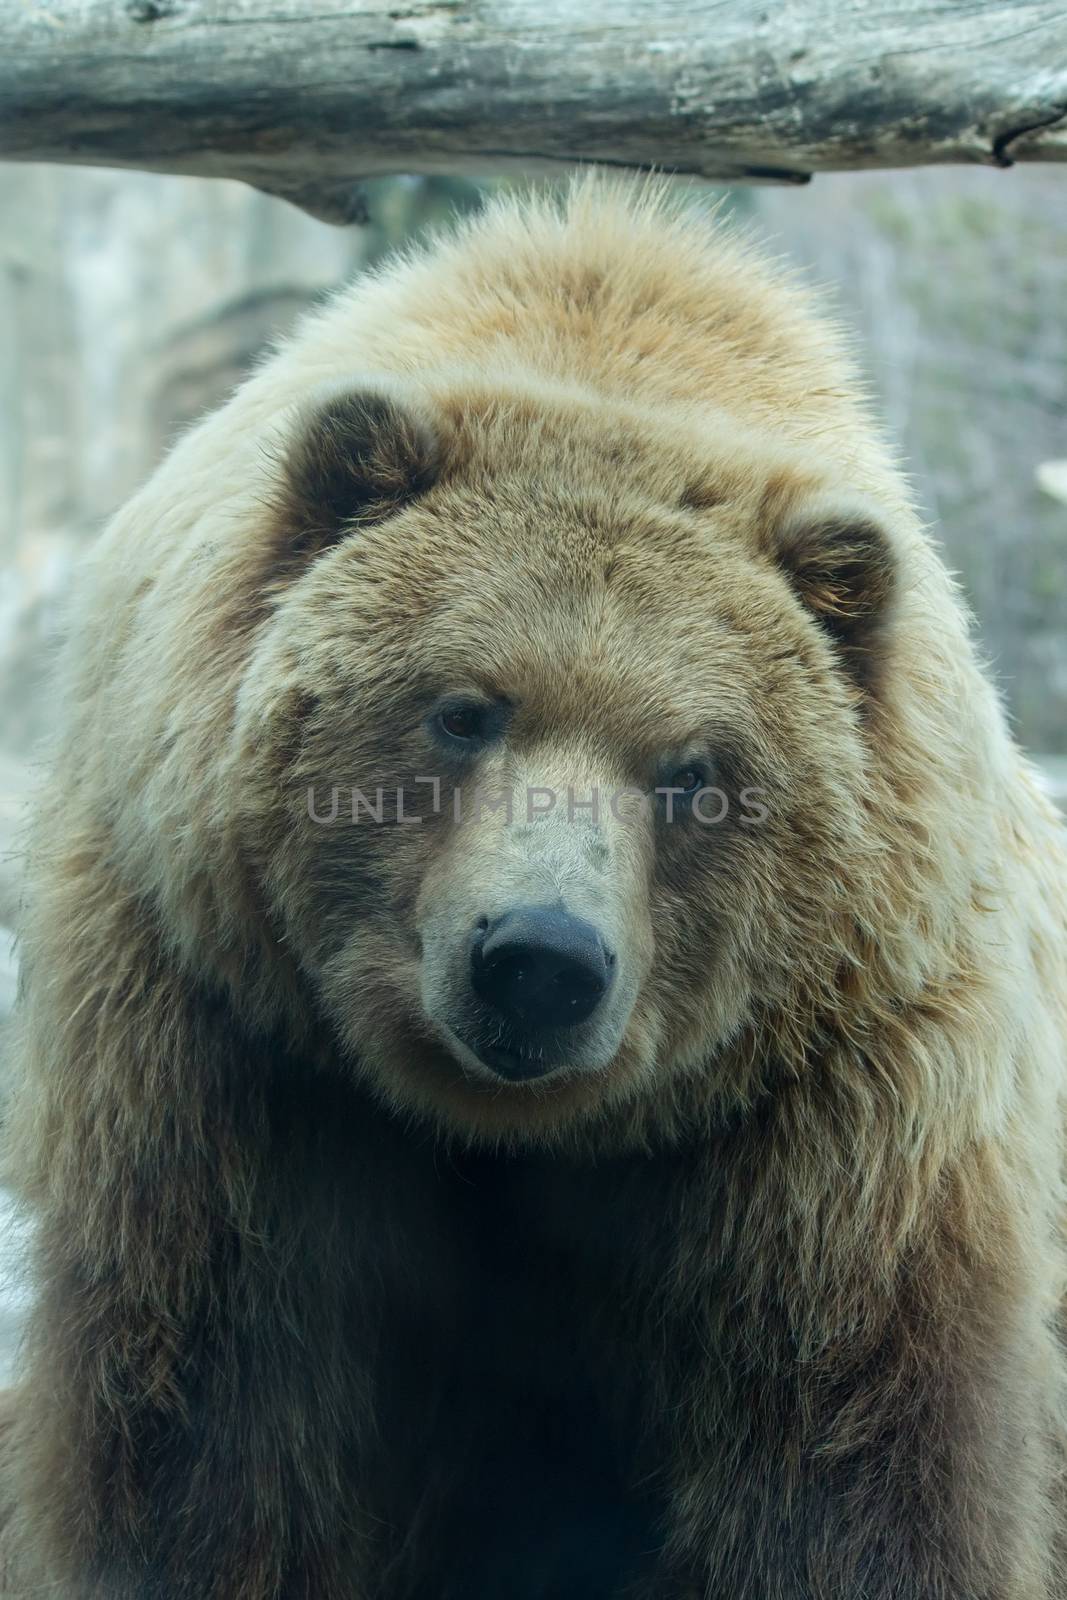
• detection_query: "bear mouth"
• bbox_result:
[438,1016,603,1086]
[468,1039,561,1082]
[425,992,634,1091]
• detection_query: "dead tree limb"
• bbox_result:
[2,0,1066,222]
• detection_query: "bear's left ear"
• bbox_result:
[271,385,441,576]
[764,492,898,693]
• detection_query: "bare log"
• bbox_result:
[2,0,1066,221]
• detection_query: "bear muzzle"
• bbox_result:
[466,905,617,1079]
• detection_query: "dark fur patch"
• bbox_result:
[678,473,732,513]
[769,500,897,693]
[273,389,440,575]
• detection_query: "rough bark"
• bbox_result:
[2,1,1066,221]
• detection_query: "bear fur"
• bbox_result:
[2,177,1067,1598]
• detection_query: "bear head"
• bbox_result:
[232,375,899,1144]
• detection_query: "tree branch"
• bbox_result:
[3,0,1066,222]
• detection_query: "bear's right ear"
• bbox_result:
[271,387,441,573]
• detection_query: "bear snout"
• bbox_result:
[469,905,616,1057]
[418,895,637,1084]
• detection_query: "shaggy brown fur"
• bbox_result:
[2,178,1066,1598]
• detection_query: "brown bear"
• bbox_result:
[2,176,1066,1599]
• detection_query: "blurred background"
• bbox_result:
[0,164,1065,1368]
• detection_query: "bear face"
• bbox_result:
[233,378,898,1142]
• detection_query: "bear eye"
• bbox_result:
[435,700,508,748]
[669,766,707,795]
[438,703,486,741]
[429,696,511,751]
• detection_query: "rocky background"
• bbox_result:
[0,167,1065,1349]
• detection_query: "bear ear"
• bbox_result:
[271,386,440,573]
[765,491,898,693]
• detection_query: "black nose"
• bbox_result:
[470,907,614,1031]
